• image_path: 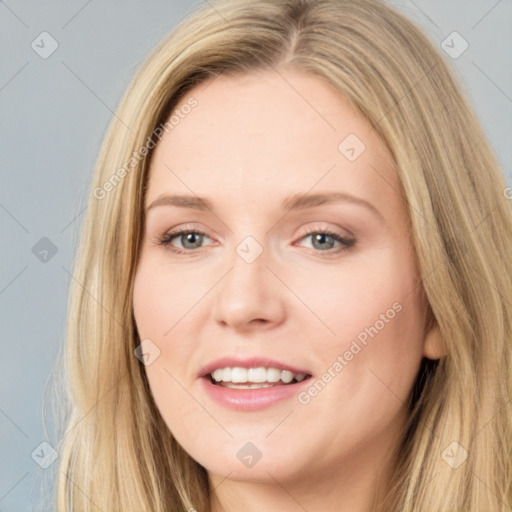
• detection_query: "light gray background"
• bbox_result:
[1,1,511,510]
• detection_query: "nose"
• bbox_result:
[211,239,286,332]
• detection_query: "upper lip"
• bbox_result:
[198,357,312,378]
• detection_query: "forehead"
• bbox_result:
[145,70,402,217]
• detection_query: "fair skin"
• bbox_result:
[132,69,443,512]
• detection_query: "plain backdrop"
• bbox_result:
[1,0,511,510]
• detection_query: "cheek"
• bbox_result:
[132,254,208,341]
[132,258,208,432]
[308,247,422,348]
[295,287,425,460]
[308,245,426,401]
[132,260,197,369]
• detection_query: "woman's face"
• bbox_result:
[133,70,436,488]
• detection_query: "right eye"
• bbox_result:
[157,229,213,254]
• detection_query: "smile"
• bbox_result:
[210,366,308,389]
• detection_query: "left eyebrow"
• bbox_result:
[145,191,384,221]
[282,192,384,221]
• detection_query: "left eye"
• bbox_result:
[157,228,354,255]
[296,228,355,255]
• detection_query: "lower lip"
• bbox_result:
[200,376,312,411]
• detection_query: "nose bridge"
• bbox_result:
[211,230,286,329]
[225,232,270,298]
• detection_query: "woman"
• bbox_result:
[51,0,512,510]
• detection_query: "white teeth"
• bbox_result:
[247,367,267,383]
[266,368,281,383]
[281,370,294,384]
[209,366,308,385]
[231,367,247,383]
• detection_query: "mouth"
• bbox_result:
[207,366,312,389]
[198,357,313,411]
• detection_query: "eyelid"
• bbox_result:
[297,222,355,240]
[155,222,356,257]
[157,222,353,240]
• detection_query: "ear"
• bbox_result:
[423,324,448,360]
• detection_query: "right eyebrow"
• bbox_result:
[146,194,212,213]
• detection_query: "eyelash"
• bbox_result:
[156,226,355,257]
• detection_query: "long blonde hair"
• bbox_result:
[47,0,512,510]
